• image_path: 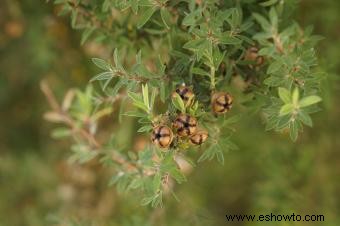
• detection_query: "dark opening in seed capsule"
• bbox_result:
[244,47,264,67]
[173,114,197,136]
[190,130,208,145]
[212,92,233,114]
[151,125,173,148]
[172,85,194,104]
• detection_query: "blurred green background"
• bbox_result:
[0,0,339,225]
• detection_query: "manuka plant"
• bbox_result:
[44,0,325,207]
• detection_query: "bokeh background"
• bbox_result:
[0,0,339,225]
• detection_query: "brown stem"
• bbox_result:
[40,80,139,171]
[273,34,284,54]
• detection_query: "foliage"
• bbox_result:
[42,0,326,208]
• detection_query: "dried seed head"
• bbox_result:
[244,47,264,67]
[173,114,197,137]
[172,85,195,105]
[190,130,208,145]
[151,125,173,148]
[211,92,233,114]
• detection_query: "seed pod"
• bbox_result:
[211,92,233,114]
[172,85,195,106]
[244,47,264,67]
[173,114,197,137]
[151,125,173,148]
[190,130,208,145]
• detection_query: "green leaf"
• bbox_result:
[51,127,71,139]
[128,91,143,103]
[159,81,166,102]
[92,58,111,70]
[81,27,95,45]
[292,87,300,106]
[141,196,154,206]
[124,111,147,118]
[299,96,322,108]
[137,7,157,29]
[152,173,161,192]
[71,9,78,28]
[267,60,283,74]
[142,84,150,110]
[172,93,186,113]
[218,35,242,45]
[182,9,201,26]
[110,78,125,95]
[252,13,271,31]
[127,178,143,190]
[279,103,294,116]
[183,38,206,51]
[197,145,216,163]
[70,144,98,164]
[269,7,278,28]
[128,91,149,112]
[138,125,153,133]
[150,87,157,108]
[113,48,124,70]
[223,114,242,126]
[278,87,291,104]
[102,0,111,12]
[289,121,298,142]
[260,0,278,7]
[216,149,224,165]
[276,114,291,129]
[90,71,113,82]
[131,0,139,13]
[213,48,226,68]
[169,167,186,184]
[191,67,209,77]
[298,111,313,127]
[160,8,171,29]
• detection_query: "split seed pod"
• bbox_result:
[244,47,264,67]
[211,92,233,114]
[172,85,195,106]
[190,130,208,145]
[173,114,197,137]
[151,125,173,148]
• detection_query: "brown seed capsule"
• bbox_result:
[244,47,264,67]
[151,125,173,148]
[172,85,195,105]
[190,130,208,145]
[211,92,233,114]
[173,114,197,137]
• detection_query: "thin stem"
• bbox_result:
[210,66,216,91]
[40,80,138,171]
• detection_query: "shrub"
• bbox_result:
[44,0,325,207]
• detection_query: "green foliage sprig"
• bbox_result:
[45,0,325,207]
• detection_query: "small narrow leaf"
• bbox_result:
[252,13,271,31]
[92,58,111,70]
[90,72,113,82]
[299,96,322,108]
[278,87,291,104]
[292,88,300,106]
[137,7,157,29]
[160,8,171,28]
[191,67,209,77]
[298,111,313,127]
[269,7,278,28]
[172,93,186,113]
[279,103,294,116]
[289,121,298,142]
[142,84,150,110]
[81,27,95,45]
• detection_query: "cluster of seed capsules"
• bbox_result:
[151,85,233,149]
